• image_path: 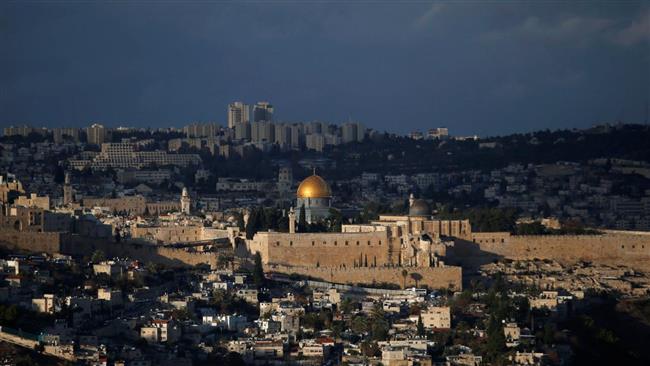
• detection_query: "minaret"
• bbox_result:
[288,207,296,234]
[409,193,415,208]
[180,187,191,215]
[63,172,73,205]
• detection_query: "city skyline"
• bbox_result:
[1,2,650,365]
[2,1,648,135]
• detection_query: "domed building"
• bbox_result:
[408,194,431,217]
[296,172,332,224]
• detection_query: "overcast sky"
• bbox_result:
[1,1,648,136]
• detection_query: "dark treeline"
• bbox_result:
[323,124,650,179]
[437,206,596,234]
[244,206,344,239]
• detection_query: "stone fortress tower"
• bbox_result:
[296,170,332,224]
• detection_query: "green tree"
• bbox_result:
[484,314,506,362]
[298,203,307,232]
[340,298,357,314]
[252,252,265,289]
[236,212,245,231]
[223,351,245,366]
[542,323,555,345]
[401,269,409,289]
[360,341,380,357]
[417,314,425,336]
[91,250,106,263]
[516,222,547,235]
[350,315,368,334]
[410,272,422,288]
[245,208,258,239]
[327,208,343,232]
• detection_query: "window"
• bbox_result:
[289,241,293,246]
[334,241,337,246]
[312,241,315,246]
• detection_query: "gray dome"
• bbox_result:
[409,199,430,216]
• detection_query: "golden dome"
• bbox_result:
[297,174,332,198]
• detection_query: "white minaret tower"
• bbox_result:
[180,187,191,215]
[288,206,296,234]
[63,172,73,205]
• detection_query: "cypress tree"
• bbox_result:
[252,252,265,289]
[298,203,307,232]
[245,208,258,239]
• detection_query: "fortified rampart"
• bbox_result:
[248,231,396,268]
[451,231,650,271]
[130,225,227,244]
[63,236,222,268]
[0,230,223,268]
[0,230,66,253]
[268,264,462,291]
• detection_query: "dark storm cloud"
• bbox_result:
[0,1,648,135]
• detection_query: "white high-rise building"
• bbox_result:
[274,123,292,148]
[183,123,218,138]
[87,123,109,145]
[252,121,275,143]
[234,122,251,141]
[227,102,250,129]
[341,122,365,143]
[305,133,325,152]
[290,124,304,149]
[253,101,274,122]
[427,127,449,140]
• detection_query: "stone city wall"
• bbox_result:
[268,264,462,291]
[454,232,650,271]
[0,230,65,253]
[82,196,146,215]
[63,237,221,268]
[248,231,396,268]
[0,229,226,268]
[131,226,229,244]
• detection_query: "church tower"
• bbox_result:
[180,187,191,215]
